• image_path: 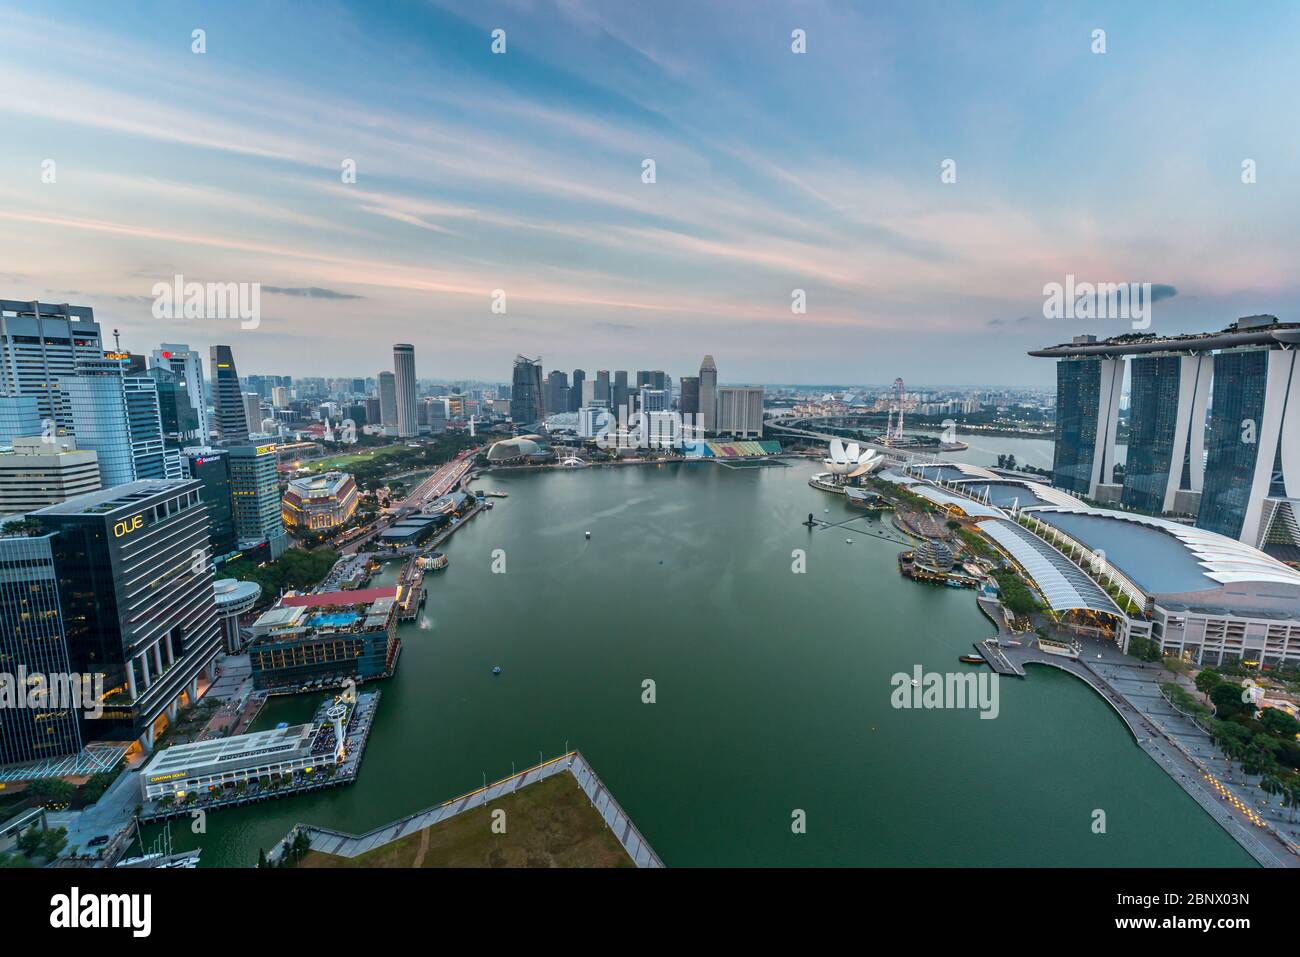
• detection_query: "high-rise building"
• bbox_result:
[546,370,569,417]
[227,442,288,558]
[1032,316,1300,542]
[0,394,41,444]
[1049,353,1123,498]
[0,527,83,768]
[608,370,624,413]
[241,393,263,435]
[679,376,700,415]
[570,369,586,412]
[1121,354,1212,514]
[378,371,398,429]
[639,388,668,413]
[393,344,418,438]
[151,344,209,442]
[1199,343,1299,542]
[510,355,545,427]
[363,395,381,425]
[716,386,764,437]
[427,397,447,434]
[34,480,222,751]
[699,355,718,433]
[0,300,103,430]
[149,365,201,448]
[183,447,238,556]
[272,386,290,408]
[0,437,100,516]
[209,345,249,443]
[60,357,167,487]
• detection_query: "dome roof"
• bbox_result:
[487,438,543,461]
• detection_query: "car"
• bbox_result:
[87,835,110,847]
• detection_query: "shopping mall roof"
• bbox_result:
[976,519,1122,615]
[1030,508,1300,594]
[954,479,1089,511]
[910,485,1005,518]
[280,586,399,608]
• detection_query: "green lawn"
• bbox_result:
[304,444,408,472]
[299,772,634,868]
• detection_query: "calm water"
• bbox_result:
[155,460,1250,866]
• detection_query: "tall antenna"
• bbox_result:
[112,328,121,351]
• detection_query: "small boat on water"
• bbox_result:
[491,666,502,675]
[959,655,985,665]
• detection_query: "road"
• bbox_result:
[340,450,476,555]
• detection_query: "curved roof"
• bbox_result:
[976,519,1122,615]
[487,438,543,461]
[910,485,1005,518]
[1031,508,1300,592]
[954,479,1089,511]
[913,462,1000,483]
[213,578,261,608]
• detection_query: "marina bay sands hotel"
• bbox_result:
[1031,314,1300,553]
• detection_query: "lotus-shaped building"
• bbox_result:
[824,438,884,477]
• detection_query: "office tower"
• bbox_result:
[149,365,201,449]
[0,394,41,444]
[428,398,447,434]
[0,437,100,516]
[1049,354,1123,497]
[60,358,166,486]
[183,447,238,555]
[0,300,103,430]
[637,370,667,391]
[150,344,209,442]
[35,480,221,751]
[581,379,597,406]
[272,386,290,408]
[680,376,700,415]
[378,371,398,429]
[242,393,263,434]
[609,370,625,413]
[570,369,585,412]
[716,386,764,437]
[1122,354,1212,514]
[245,374,273,399]
[639,388,668,413]
[351,378,366,395]
[699,355,718,433]
[510,355,545,426]
[393,343,418,438]
[209,345,249,443]
[0,528,83,768]
[227,443,288,558]
[363,395,381,424]
[546,370,570,416]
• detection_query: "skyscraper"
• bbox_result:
[679,376,700,415]
[0,394,41,444]
[1121,353,1211,514]
[183,447,238,556]
[0,528,83,767]
[1050,354,1123,497]
[242,393,263,435]
[209,345,249,443]
[35,479,222,751]
[393,343,418,438]
[0,299,103,430]
[378,371,398,429]
[716,386,764,437]
[151,343,209,442]
[609,370,625,413]
[510,355,545,427]
[60,357,167,487]
[227,442,288,558]
[547,370,570,416]
[699,355,718,433]
[570,369,586,412]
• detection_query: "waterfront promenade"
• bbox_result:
[976,611,1299,868]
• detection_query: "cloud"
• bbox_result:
[986,315,1036,327]
[262,286,364,300]
[1150,284,1178,303]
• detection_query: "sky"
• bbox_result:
[1,0,1297,387]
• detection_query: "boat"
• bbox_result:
[585,531,591,538]
[491,666,502,675]
[959,655,985,665]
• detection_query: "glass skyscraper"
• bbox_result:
[210,345,249,443]
[1198,349,1271,539]
[1052,358,1101,495]
[1122,355,1181,513]
[510,355,545,427]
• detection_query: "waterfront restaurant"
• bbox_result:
[140,723,318,801]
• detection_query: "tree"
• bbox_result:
[1260,707,1300,740]
[1210,682,1246,719]
[1194,668,1222,699]
[257,847,268,868]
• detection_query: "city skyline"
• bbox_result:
[2,1,1297,384]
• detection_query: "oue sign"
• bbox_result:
[113,514,144,538]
